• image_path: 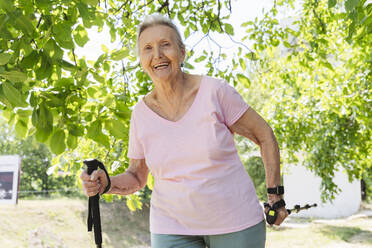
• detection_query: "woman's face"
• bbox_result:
[138,25,185,83]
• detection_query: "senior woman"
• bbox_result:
[80,15,288,248]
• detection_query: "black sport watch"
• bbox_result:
[267,185,284,195]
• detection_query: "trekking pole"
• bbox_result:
[264,202,317,225]
[287,203,317,215]
[84,159,110,248]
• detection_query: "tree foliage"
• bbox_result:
[239,0,371,200]
[0,0,239,208]
[0,0,370,206]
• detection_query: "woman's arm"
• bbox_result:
[108,158,149,195]
[230,107,281,189]
[229,107,288,225]
[80,158,149,196]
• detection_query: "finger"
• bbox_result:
[90,170,98,181]
[91,170,106,182]
[96,170,108,188]
[274,209,289,225]
[83,180,98,188]
[80,170,90,181]
[86,183,101,196]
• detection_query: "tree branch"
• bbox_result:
[72,49,77,66]
[312,0,326,33]
[157,0,169,13]
[36,15,42,29]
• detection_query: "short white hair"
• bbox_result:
[136,14,185,54]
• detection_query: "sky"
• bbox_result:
[76,0,274,67]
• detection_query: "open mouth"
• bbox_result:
[153,62,170,70]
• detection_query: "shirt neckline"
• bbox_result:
[141,75,205,124]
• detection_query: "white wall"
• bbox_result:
[284,164,361,219]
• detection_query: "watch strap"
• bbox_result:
[267,185,284,195]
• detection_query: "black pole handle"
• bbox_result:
[84,159,103,248]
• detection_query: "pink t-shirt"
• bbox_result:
[127,75,264,235]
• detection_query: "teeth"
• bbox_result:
[154,63,169,69]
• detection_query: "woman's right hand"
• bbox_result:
[80,169,109,197]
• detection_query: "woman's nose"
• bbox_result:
[153,46,163,58]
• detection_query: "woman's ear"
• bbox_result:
[180,48,186,67]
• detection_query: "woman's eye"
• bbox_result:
[162,42,170,47]
[144,46,152,50]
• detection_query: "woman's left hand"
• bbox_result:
[265,195,289,226]
[271,206,288,226]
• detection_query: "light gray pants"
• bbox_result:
[151,220,266,248]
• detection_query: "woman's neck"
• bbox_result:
[151,72,188,105]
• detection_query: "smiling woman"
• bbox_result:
[138,24,185,88]
[80,14,287,248]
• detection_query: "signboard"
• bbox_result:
[0,155,21,205]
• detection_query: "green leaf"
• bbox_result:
[0,71,28,82]
[2,81,28,107]
[87,87,98,98]
[20,40,33,56]
[202,24,208,34]
[184,27,190,38]
[0,14,8,29]
[17,109,32,119]
[15,119,28,138]
[43,39,64,60]
[105,119,127,140]
[147,173,154,190]
[111,47,129,61]
[35,128,50,142]
[92,72,105,83]
[15,15,35,37]
[323,61,334,70]
[177,13,185,25]
[184,62,194,70]
[30,92,37,107]
[194,55,206,63]
[54,78,74,88]
[0,84,12,108]
[53,23,74,49]
[345,0,359,11]
[50,129,66,155]
[33,102,53,136]
[101,44,109,53]
[82,0,98,6]
[68,124,84,136]
[224,23,234,35]
[114,103,131,120]
[0,53,12,65]
[35,54,52,80]
[87,120,110,148]
[58,60,76,71]
[0,0,15,13]
[21,51,39,69]
[73,25,89,47]
[45,93,64,107]
[67,134,78,149]
[126,196,136,211]
[239,58,246,71]
[328,0,337,8]
[77,2,90,21]
[237,73,251,87]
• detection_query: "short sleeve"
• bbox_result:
[217,81,250,126]
[127,111,145,159]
